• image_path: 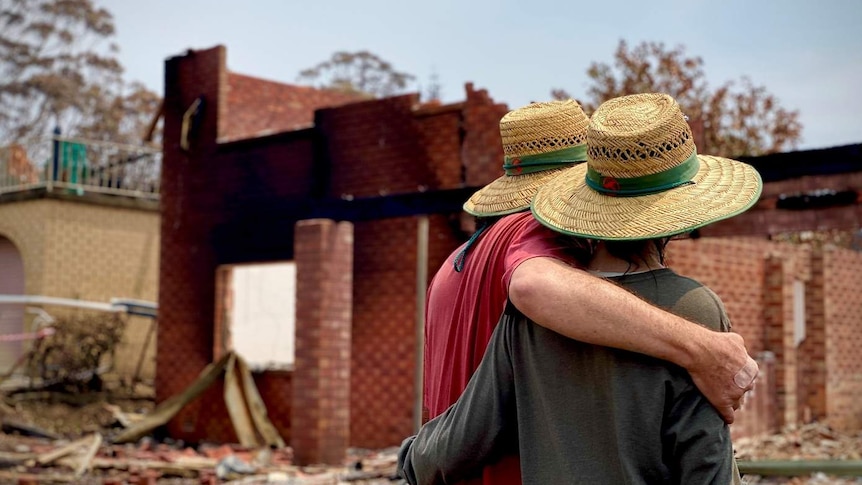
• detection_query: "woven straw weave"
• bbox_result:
[531,93,763,240]
[501,99,590,158]
[587,93,695,178]
[463,99,589,217]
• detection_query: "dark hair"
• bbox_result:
[556,234,596,268]
[604,237,671,273]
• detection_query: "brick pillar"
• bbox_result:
[292,219,353,465]
[800,248,826,422]
[764,255,797,428]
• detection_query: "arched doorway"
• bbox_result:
[0,235,25,373]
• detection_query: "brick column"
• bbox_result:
[800,248,826,422]
[292,219,353,465]
[764,255,797,428]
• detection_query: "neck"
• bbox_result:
[587,242,664,274]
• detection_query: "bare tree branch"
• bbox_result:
[0,0,160,145]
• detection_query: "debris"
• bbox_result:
[215,454,257,479]
[0,450,34,468]
[735,423,862,484]
[1,417,60,439]
[113,351,286,449]
[36,434,96,465]
[25,313,125,393]
[112,353,232,443]
[735,423,862,461]
[103,403,145,428]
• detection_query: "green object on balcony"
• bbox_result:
[59,141,88,183]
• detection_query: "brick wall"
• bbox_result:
[823,246,862,430]
[350,217,421,448]
[461,83,509,188]
[157,45,225,441]
[157,45,862,458]
[223,73,360,141]
[799,249,827,422]
[666,238,776,353]
[703,172,862,237]
[764,255,799,427]
[667,236,862,438]
[0,196,160,379]
[0,199,51,296]
[156,47,507,452]
[293,219,353,464]
[318,94,437,199]
[414,106,464,191]
[731,352,777,439]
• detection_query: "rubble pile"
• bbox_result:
[0,431,402,484]
[735,423,862,485]
[0,363,403,483]
[4,354,862,485]
[735,423,862,461]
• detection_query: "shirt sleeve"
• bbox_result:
[702,286,733,332]
[398,317,518,485]
[501,217,575,288]
[662,381,735,485]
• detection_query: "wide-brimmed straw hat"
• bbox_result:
[531,93,763,240]
[463,99,590,217]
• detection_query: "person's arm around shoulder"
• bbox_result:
[398,314,519,485]
[508,257,757,424]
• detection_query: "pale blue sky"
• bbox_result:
[102,0,862,151]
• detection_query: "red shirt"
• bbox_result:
[423,211,572,485]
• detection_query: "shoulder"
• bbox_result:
[654,270,731,332]
[632,269,730,331]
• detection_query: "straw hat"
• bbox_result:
[463,99,590,216]
[531,93,763,240]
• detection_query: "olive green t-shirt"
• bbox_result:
[400,268,738,485]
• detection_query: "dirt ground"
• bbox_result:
[0,390,400,484]
[1,393,861,484]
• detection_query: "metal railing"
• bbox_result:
[0,136,161,200]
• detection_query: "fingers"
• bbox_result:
[731,382,753,414]
[733,357,759,389]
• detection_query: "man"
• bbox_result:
[422,99,757,484]
[407,93,762,484]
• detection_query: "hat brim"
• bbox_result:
[531,155,763,240]
[464,167,571,217]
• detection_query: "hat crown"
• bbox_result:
[500,99,589,159]
[587,93,695,178]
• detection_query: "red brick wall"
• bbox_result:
[158,45,862,455]
[765,255,799,428]
[665,237,816,437]
[318,94,435,199]
[703,172,862,237]
[823,246,862,430]
[799,249,827,423]
[292,219,353,465]
[158,47,319,443]
[350,217,420,448]
[158,46,226,441]
[666,238,772,353]
[462,83,509,187]
[223,73,361,141]
[415,107,464,191]
[731,352,777,439]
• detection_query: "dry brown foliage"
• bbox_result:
[25,313,125,392]
[552,40,803,158]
